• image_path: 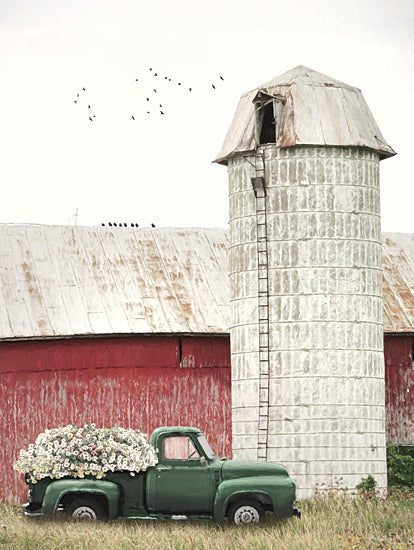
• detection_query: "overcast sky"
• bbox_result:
[0,0,413,231]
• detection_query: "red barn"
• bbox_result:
[0,225,413,504]
[382,233,414,446]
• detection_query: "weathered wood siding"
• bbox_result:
[0,335,231,504]
[384,335,414,446]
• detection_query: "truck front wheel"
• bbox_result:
[228,499,264,525]
[66,498,106,521]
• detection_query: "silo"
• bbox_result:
[214,66,396,496]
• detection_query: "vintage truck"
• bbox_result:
[22,426,300,525]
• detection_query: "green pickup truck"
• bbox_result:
[22,426,300,525]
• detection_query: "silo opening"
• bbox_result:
[253,91,285,147]
[259,103,276,144]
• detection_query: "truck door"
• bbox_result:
[154,435,214,514]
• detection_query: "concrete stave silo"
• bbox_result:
[215,66,395,496]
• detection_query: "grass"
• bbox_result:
[0,490,413,550]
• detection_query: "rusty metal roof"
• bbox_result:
[382,233,414,333]
[0,225,413,339]
[0,225,230,339]
[214,65,396,165]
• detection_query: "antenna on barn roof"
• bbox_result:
[65,208,79,226]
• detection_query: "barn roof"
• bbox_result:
[214,65,396,165]
[0,224,413,339]
[0,225,229,339]
[383,233,414,333]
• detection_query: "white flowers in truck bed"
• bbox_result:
[14,424,158,483]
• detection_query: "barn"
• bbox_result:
[0,223,413,504]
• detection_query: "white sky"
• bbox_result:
[0,0,413,231]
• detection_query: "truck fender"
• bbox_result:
[212,477,276,522]
[42,479,121,519]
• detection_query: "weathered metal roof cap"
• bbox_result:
[214,65,396,164]
[0,225,229,339]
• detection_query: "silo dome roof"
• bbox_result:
[214,65,396,165]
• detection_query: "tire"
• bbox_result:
[65,497,106,521]
[228,499,264,525]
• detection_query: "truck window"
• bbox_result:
[197,434,217,459]
[162,436,201,461]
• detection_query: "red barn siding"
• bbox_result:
[384,335,414,446]
[0,335,231,505]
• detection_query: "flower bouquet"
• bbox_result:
[14,424,158,483]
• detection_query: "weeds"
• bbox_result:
[0,491,413,550]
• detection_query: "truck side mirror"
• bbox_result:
[200,456,210,469]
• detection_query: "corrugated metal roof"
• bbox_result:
[0,225,230,339]
[214,65,396,164]
[0,225,413,339]
[382,233,414,333]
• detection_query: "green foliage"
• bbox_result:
[387,442,414,488]
[356,474,377,496]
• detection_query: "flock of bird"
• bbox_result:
[73,87,96,122]
[73,67,225,122]
[101,222,156,228]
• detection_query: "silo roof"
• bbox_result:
[214,65,396,164]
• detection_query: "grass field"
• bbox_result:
[1,490,413,550]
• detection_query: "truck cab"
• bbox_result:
[146,427,221,515]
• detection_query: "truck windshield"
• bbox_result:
[197,434,217,460]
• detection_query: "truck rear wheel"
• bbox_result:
[66,497,106,521]
[228,499,264,525]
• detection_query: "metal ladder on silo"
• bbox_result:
[252,150,270,462]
